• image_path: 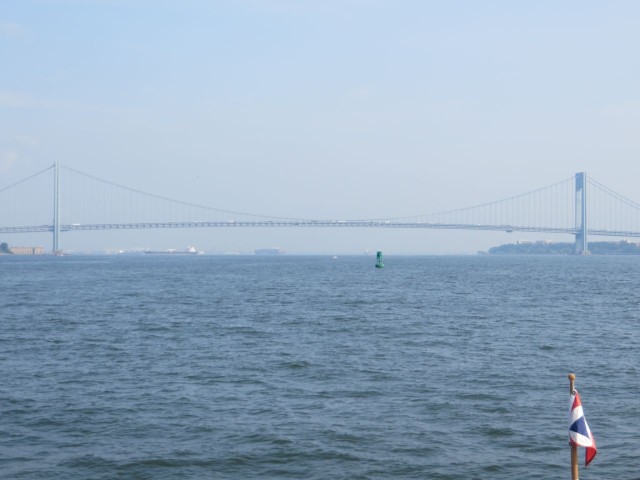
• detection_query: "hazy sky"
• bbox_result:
[2,0,640,254]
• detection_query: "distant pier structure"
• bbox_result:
[8,246,45,255]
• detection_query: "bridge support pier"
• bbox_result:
[53,161,60,253]
[574,172,588,255]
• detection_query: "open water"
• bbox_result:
[1,254,639,479]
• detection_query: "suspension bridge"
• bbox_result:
[2,163,640,254]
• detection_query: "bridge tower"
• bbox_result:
[574,172,588,254]
[53,161,60,253]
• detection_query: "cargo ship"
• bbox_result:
[145,246,201,255]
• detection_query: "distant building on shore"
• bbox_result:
[9,246,45,255]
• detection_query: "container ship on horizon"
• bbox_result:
[144,246,201,255]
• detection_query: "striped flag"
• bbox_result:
[569,390,597,467]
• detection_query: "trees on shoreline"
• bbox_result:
[488,240,640,255]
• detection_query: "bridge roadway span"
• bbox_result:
[1,221,639,238]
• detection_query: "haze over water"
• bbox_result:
[2,254,638,479]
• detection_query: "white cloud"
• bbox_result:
[16,135,39,146]
[0,89,33,108]
[0,150,18,174]
[0,22,25,38]
[603,100,640,121]
[0,88,122,114]
[348,86,375,99]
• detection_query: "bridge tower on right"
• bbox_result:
[574,172,588,255]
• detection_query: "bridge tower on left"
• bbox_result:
[53,161,60,253]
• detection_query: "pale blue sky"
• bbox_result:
[2,0,640,253]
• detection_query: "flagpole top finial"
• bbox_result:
[568,373,576,381]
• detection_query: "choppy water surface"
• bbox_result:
[1,255,639,479]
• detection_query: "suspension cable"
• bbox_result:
[0,164,54,194]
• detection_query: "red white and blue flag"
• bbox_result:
[569,390,597,467]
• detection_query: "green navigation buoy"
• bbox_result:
[375,251,384,268]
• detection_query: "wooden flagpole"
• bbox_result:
[569,373,579,480]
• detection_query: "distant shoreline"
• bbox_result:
[486,240,640,255]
